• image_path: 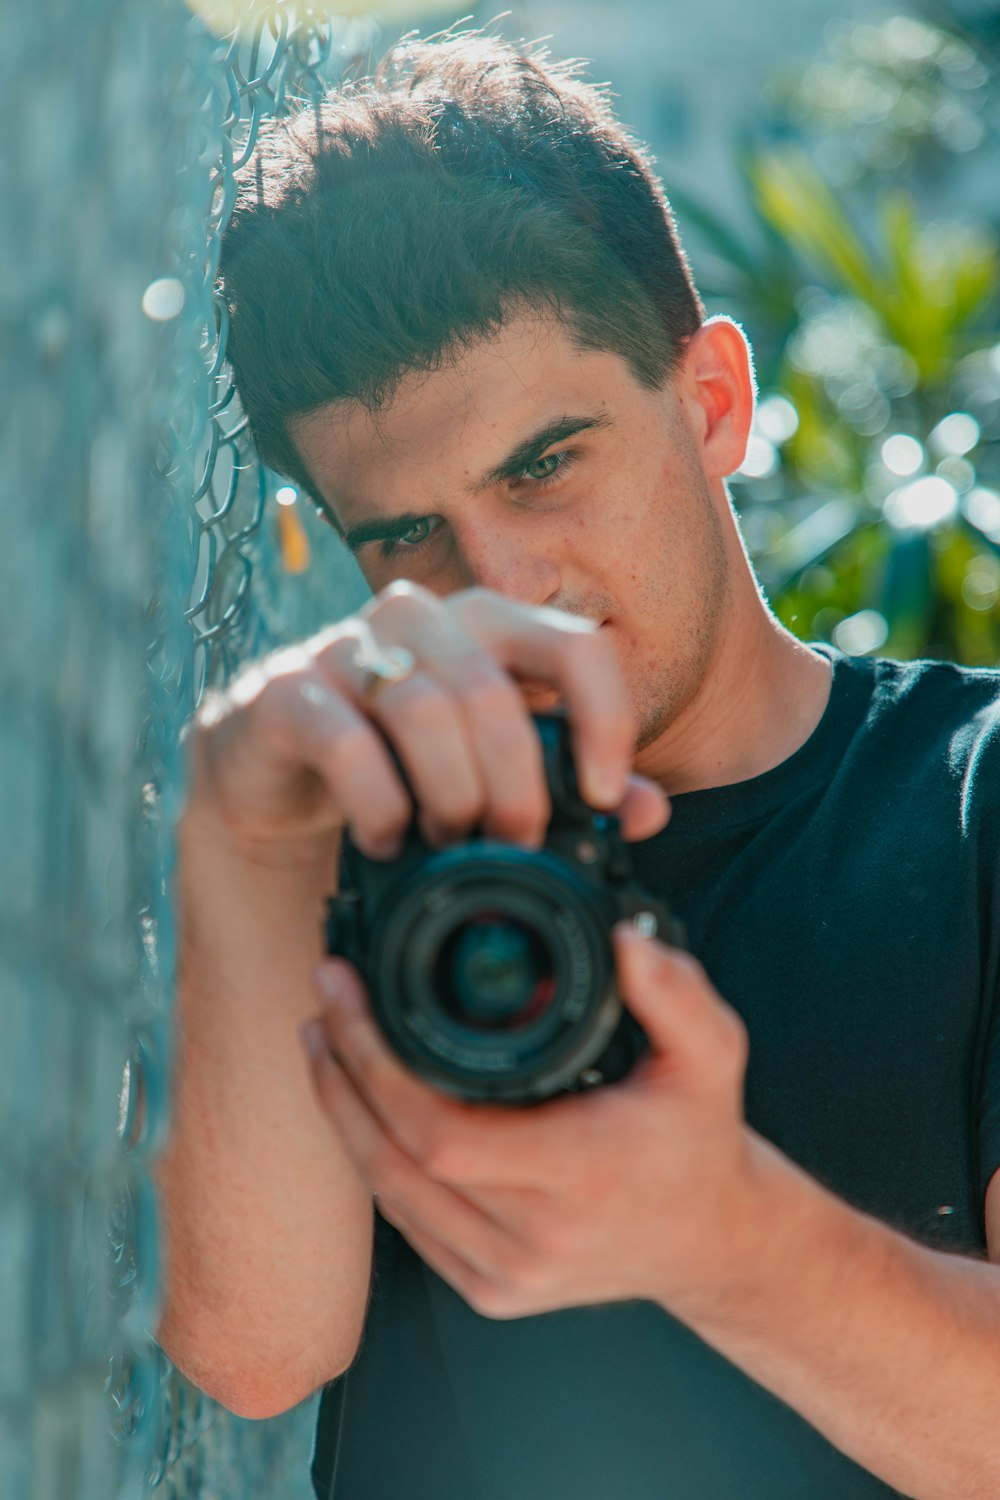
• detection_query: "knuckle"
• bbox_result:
[459,670,522,722]
[492,1244,539,1291]
[358,808,412,852]
[367,580,436,627]
[468,1282,520,1321]
[324,725,377,781]
[428,796,487,840]
[313,622,365,674]
[485,802,547,845]
[391,681,451,736]
[533,1214,582,1263]
[242,688,301,759]
[414,1127,461,1181]
[449,585,498,618]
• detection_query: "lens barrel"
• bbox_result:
[362,843,621,1102]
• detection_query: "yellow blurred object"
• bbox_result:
[277,499,311,574]
[184,0,431,36]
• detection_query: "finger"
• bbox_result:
[189,645,412,854]
[616,776,671,844]
[301,1022,517,1279]
[312,958,578,1188]
[361,584,550,847]
[612,925,748,1087]
[351,677,490,850]
[311,621,490,848]
[448,591,634,811]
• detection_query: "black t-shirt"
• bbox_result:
[312,649,1000,1500]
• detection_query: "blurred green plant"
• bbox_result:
[767,14,992,180]
[671,11,1000,664]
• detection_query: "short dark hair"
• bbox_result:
[219,30,705,517]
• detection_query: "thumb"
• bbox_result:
[612,923,747,1081]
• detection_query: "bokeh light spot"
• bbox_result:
[881,434,924,477]
[936,457,975,493]
[276,485,298,507]
[963,488,1000,544]
[930,412,980,457]
[141,277,185,321]
[962,561,1000,613]
[739,435,779,479]
[883,16,938,63]
[756,395,800,445]
[883,476,958,530]
[834,610,889,656]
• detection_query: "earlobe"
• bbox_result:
[681,317,756,480]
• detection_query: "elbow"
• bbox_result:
[163,1356,353,1423]
[210,1379,324,1423]
[156,1325,361,1423]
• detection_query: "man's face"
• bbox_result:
[292,310,734,753]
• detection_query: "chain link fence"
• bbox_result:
[1,2,375,1496]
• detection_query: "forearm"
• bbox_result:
[155,809,373,1417]
[672,1137,1000,1500]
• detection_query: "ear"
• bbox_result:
[675,317,757,480]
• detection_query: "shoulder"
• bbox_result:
[825,648,1000,735]
[865,653,1000,741]
[855,652,1000,827]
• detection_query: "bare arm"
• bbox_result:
[676,1151,1000,1500]
[154,581,667,1420]
[155,813,373,1420]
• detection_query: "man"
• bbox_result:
[156,30,1000,1500]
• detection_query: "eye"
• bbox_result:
[519,451,576,486]
[524,453,563,483]
[379,516,440,560]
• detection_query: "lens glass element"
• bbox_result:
[435,911,557,1030]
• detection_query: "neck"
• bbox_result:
[634,560,833,798]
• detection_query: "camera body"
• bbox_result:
[324,713,684,1104]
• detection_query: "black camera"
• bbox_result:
[324,713,684,1104]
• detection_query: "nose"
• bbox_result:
[451,519,562,608]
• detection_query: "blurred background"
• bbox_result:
[1,2,998,1499]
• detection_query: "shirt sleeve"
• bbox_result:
[979,990,1000,1207]
[959,689,1000,1215]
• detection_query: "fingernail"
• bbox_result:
[587,765,627,810]
[360,833,403,860]
[313,964,345,1008]
[300,1019,327,1060]
[615,919,654,950]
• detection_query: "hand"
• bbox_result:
[301,921,761,1321]
[181,581,668,867]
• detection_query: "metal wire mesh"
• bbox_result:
[1,2,373,1496]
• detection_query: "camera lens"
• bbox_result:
[436,912,557,1030]
[364,843,629,1100]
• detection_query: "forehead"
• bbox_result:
[290,311,640,511]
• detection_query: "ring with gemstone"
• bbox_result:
[354,643,417,705]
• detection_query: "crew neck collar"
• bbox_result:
[655,646,875,835]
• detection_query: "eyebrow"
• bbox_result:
[339,411,613,555]
[341,509,435,555]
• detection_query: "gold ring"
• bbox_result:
[355,644,417,705]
